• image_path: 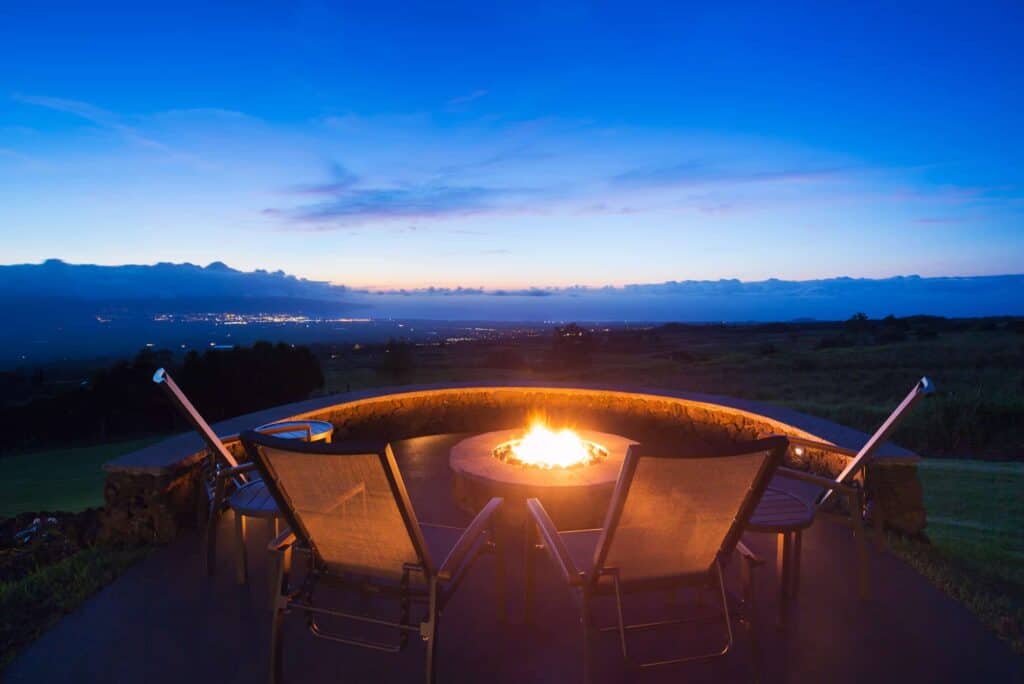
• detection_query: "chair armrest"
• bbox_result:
[735,540,764,566]
[437,497,503,582]
[269,527,296,552]
[525,498,581,586]
[735,540,762,614]
[775,466,859,494]
[786,436,859,459]
[216,461,259,481]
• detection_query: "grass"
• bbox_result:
[0,438,159,517]
[0,546,150,669]
[322,324,1024,458]
[890,459,1024,653]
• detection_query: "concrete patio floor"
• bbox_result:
[7,433,1022,683]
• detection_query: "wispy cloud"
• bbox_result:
[436,146,553,176]
[913,216,965,224]
[447,89,488,106]
[11,93,201,165]
[267,179,528,228]
[612,160,853,188]
[283,162,360,195]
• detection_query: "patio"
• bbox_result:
[6,431,1021,683]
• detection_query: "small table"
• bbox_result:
[747,485,816,614]
[254,419,334,443]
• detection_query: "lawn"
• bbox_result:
[919,458,1024,568]
[0,438,158,517]
[894,458,1024,653]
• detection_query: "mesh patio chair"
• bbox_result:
[749,377,933,611]
[153,368,327,583]
[525,436,787,681]
[240,430,505,684]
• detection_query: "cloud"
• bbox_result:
[268,158,544,228]
[447,89,488,106]
[12,93,201,165]
[283,162,360,195]
[268,180,525,228]
[612,161,852,188]
[436,146,553,176]
[369,285,555,297]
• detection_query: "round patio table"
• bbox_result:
[747,485,815,616]
[253,419,334,443]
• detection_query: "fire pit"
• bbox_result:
[491,422,609,469]
[450,421,635,528]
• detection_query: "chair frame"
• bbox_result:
[526,436,787,681]
[240,430,504,684]
[153,368,318,582]
[755,376,934,605]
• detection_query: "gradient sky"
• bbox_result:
[1,1,1022,289]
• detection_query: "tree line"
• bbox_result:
[0,342,323,455]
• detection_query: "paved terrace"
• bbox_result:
[7,431,1022,683]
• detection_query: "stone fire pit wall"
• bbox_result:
[102,384,926,545]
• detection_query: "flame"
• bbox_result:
[509,421,593,469]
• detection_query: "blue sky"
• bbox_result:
[1,1,1022,289]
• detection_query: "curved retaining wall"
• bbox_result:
[100,383,925,544]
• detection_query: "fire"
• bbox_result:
[493,421,607,469]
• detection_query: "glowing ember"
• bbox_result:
[493,422,607,469]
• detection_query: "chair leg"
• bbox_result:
[853,523,869,599]
[492,526,506,622]
[424,581,440,684]
[776,532,794,627]
[581,589,592,684]
[739,555,764,684]
[849,489,870,600]
[524,521,534,625]
[424,618,440,684]
[269,540,290,613]
[235,512,248,585]
[206,480,227,576]
[269,601,284,684]
[790,531,802,597]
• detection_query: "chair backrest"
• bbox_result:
[821,376,933,504]
[153,368,240,469]
[240,431,434,582]
[591,436,787,584]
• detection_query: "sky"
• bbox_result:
[1,1,1022,290]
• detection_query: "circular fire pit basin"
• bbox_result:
[450,428,636,528]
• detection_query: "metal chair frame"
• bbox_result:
[242,431,505,684]
[525,436,787,681]
[751,376,934,610]
[153,368,327,583]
